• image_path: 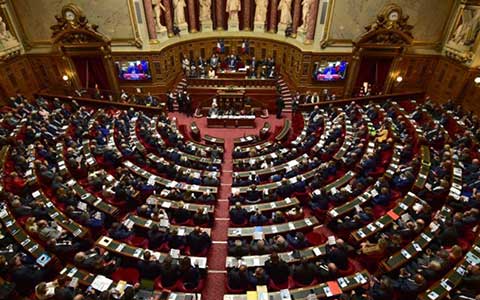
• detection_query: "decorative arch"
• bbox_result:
[50,4,119,94]
[353,4,414,48]
[345,4,414,97]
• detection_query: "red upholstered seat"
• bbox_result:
[154,276,178,290]
[178,279,205,293]
[267,277,295,291]
[111,267,140,284]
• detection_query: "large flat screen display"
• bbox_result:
[116,60,151,81]
[313,61,348,81]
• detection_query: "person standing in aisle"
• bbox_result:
[276,95,284,119]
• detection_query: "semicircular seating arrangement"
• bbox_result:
[1,95,480,300]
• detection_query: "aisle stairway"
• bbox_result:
[170,112,289,299]
[277,75,293,113]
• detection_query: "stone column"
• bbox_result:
[291,0,301,37]
[243,0,252,30]
[187,0,197,32]
[216,0,225,30]
[143,0,158,39]
[163,0,175,37]
[305,0,319,43]
[268,0,278,33]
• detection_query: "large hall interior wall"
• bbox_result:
[111,38,344,96]
[0,55,39,102]
[390,54,440,94]
[327,0,456,47]
[9,0,137,48]
[426,56,480,114]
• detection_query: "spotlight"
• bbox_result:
[396,76,403,83]
[62,75,69,81]
[474,76,480,85]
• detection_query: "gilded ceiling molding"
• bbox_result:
[353,4,414,47]
[50,4,110,46]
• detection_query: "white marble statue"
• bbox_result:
[254,0,268,23]
[450,7,480,47]
[173,0,187,25]
[278,0,292,25]
[153,0,166,31]
[199,0,211,21]
[299,0,314,32]
[226,0,241,22]
[0,16,17,49]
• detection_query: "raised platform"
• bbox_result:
[206,115,256,128]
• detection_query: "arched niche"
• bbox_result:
[345,4,414,97]
[50,4,119,94]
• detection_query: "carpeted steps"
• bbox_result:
[277,76,293,113]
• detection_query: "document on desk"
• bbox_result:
[91,275,113,292]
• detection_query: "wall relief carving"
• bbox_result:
[444,3,480,64]
[354,4,413,47]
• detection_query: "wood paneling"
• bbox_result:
[27,54,68,91]
[0,55,39,102]
[426,57,471,103]
[391,55,439,94]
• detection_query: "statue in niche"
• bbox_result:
[298,0,314,32]
[199,0,211,21]
[278,0,292,25]
[0,15,18,49]
[254,0,268,23]
[173,0,187,25]
[153,0,166,31]
[226,0,241,22]
[449,7,480,47]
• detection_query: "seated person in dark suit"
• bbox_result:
[179,256,201,289]
[187,227,211,255]
[264,252,290,285]
[167,228,186,250]
[227,264,250,291]
[137,251,161,280]
[248,267,269,287]
[172,201,192,224]
[108,222,133,241]
[250,239,271,255]
[245,185,262,204]
[326,242,349,270]
[291,258,316,285]
[159,255,180,287]
[228,239,249,257]
[286,232,310,249]
[147,224,167,250]
[229,202,249,225]
[249,209,268,226]
[10,254,48,296]
[53,275,75,300]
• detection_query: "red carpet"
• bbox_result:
[169,112,292,299]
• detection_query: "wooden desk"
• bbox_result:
[60,264,201,299]
[351,192,419,243]
[223,271,370,300]
[226,243,327,268]
[207,115,256,128]
[146,195,215,214]
[380,206,452,272]
[275,119,291,142]
[203,135,225,147]
[96,236,208,268]
[0,206,49,261]
[418,242,480,300]
[233,135,259,147]
[124,214,211,236]
[228,216,318,238]
[239,197,300,214]
[123,160,218,194]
